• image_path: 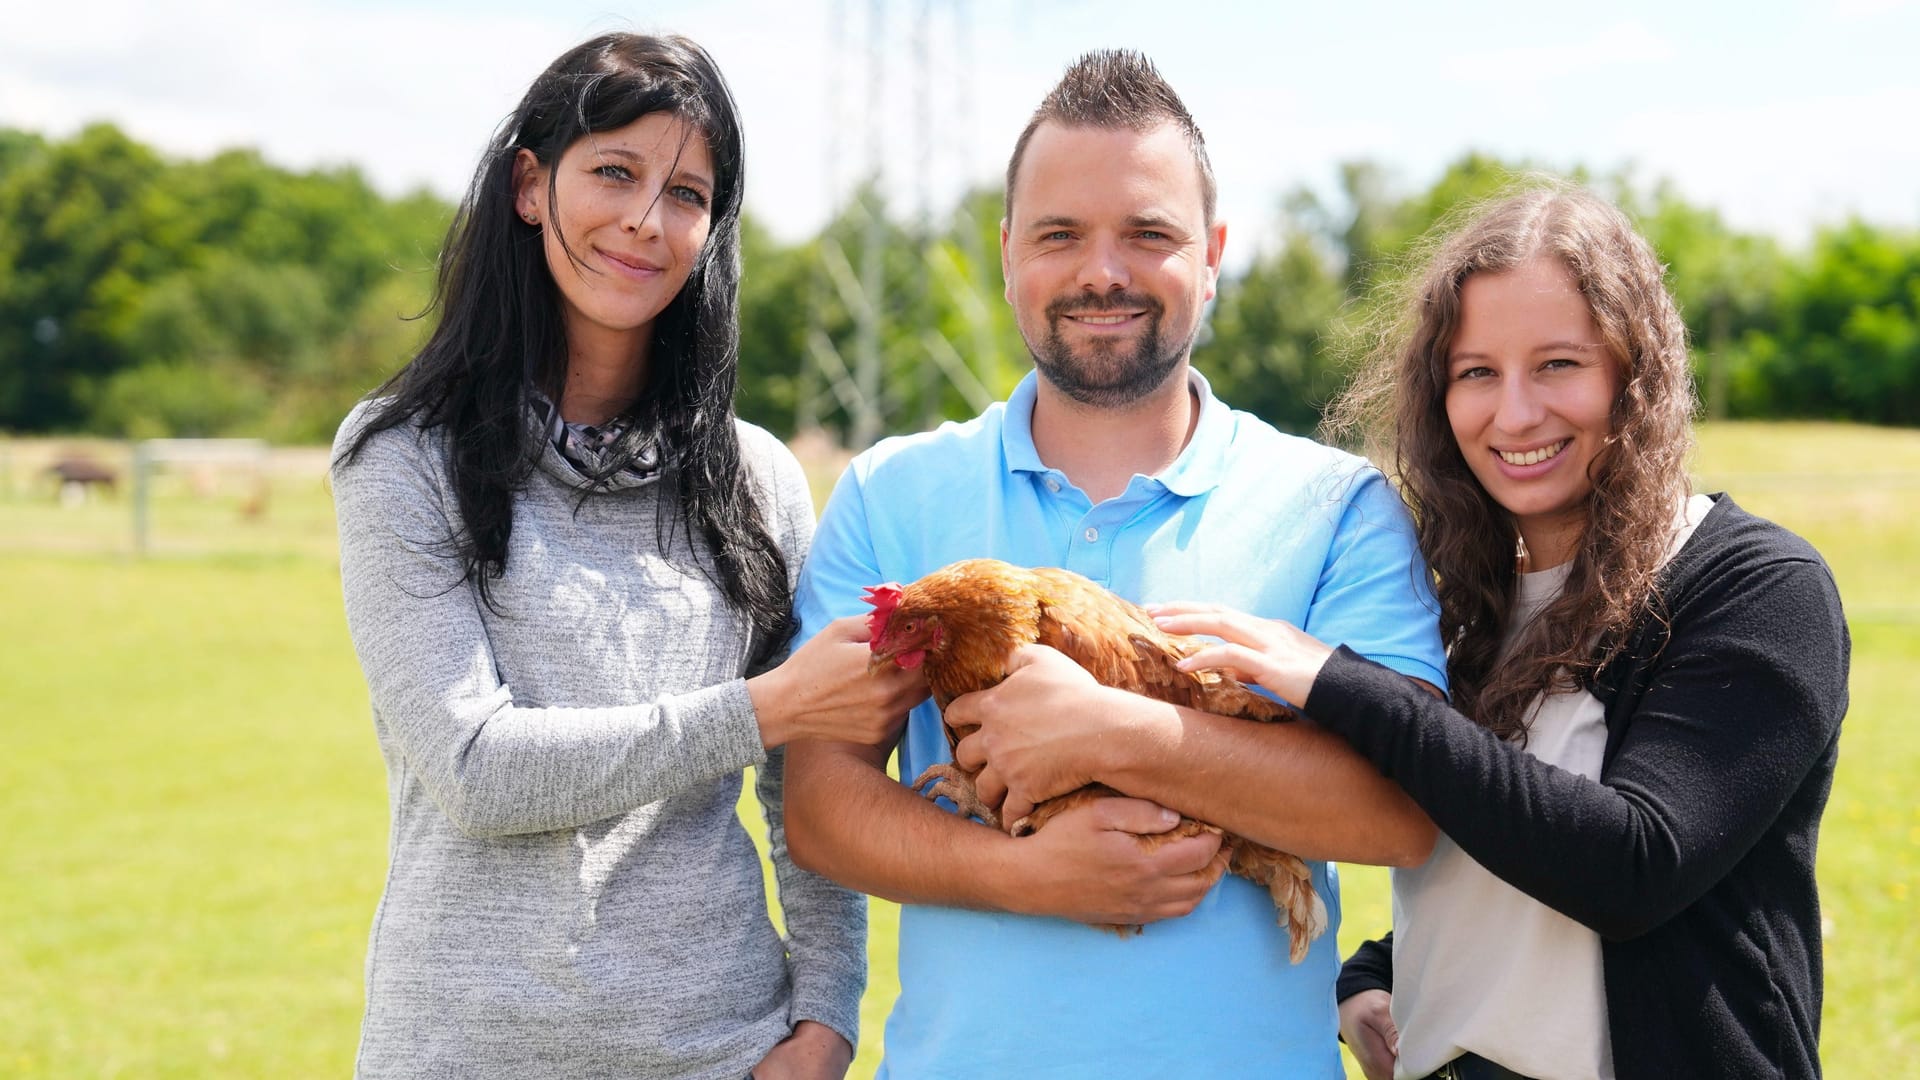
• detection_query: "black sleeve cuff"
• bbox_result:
[1304,644,1425,761]
[1336,932,1395,1002]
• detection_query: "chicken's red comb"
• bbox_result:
[862,583,904,649]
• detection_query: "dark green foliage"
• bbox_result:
[0,124,164,429]
[1,123,1916,441]
[1194,203,1347,433]
[1760,223,1920,424]
[0,124,444,439]
[736,182,1024,443]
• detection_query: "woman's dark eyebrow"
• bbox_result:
[588,146,714,189]
[1450,340,1603,362]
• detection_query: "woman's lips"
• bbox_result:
[599,249,664,279]
[1496,438,1571,467]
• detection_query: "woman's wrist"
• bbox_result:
[790,1019,852,1059]
[746,669,791,749]
[1288,642,1335,709]
[1300,645,1360,719]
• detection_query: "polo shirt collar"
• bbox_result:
[1001,371,1049,475]
[1000,366,1234,497]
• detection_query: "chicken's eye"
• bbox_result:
[903,619,919,633]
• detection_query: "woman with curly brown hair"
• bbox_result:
[1154,185,1849,1079]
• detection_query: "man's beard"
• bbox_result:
[1028,290,1189,408]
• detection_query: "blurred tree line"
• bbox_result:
[3,124,1917,444]
[0,124,446,442]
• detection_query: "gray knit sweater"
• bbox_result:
[331,403,863,1079]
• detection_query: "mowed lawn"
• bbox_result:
[1,422,1916,1078]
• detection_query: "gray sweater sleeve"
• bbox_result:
[331,415,769,839]
[739,425,868,1049]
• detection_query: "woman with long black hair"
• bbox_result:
[332,33,924,1079]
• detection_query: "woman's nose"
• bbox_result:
[1493,377,1547,432]
[624,191,666,238]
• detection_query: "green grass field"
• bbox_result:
[2,423,1915,1077]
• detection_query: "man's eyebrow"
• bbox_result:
[1125,212,1183,231]
[1022,213,1187,233]
[1025,215,1082,231]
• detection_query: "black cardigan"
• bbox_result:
[1318,496,1848,1080]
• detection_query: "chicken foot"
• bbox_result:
[911,763,1003,831]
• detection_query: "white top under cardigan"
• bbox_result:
[1389,493,1713,1080]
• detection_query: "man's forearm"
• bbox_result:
[785,736,1236,928]
[1097,699,1435,866]
[784,739,1022,909]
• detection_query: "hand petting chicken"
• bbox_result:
[863,557,1326,963]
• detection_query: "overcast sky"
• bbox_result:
[5,0,1917,264]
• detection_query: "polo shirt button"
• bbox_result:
[1083,527,1099,542]
[1046,478,1061,492]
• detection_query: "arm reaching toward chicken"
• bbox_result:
[1151,600,1339,708]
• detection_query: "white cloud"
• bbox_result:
[1829,0,1916,17]
[1609,85,1920,239]
[3,1,554,189]
[1,0,1914,253]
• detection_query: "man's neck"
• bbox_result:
[1029,364,1199,504]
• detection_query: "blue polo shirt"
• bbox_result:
[794,369,1446,1078]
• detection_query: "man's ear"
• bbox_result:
[1203,220,1227,303]
[1000,218,1013,303]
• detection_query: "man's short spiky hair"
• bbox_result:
[1004,49,1216,224]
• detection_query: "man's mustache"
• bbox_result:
[1047,291,1163,318]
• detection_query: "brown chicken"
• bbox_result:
[863,557,1326,963]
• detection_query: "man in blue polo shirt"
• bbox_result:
[784,50,1446,1077]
